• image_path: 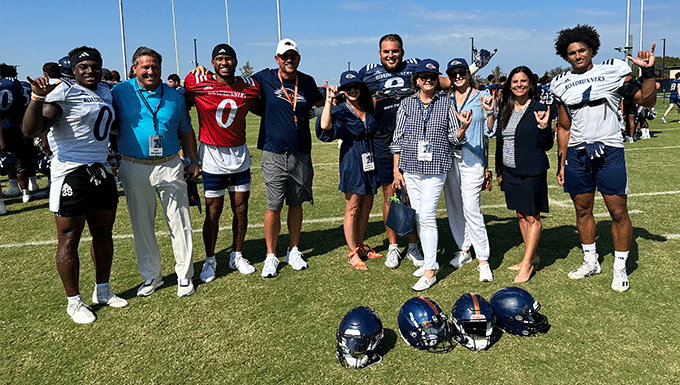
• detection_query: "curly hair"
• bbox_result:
[554,24,600,61]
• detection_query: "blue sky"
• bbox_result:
[1,0,679,84]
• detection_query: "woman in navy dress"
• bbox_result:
[317,71,380,270]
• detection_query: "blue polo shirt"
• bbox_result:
[112,78,193,158]
[252,68,323,154]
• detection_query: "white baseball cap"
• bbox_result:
[276,38,299,56]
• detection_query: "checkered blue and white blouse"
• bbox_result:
[390,91,465,175]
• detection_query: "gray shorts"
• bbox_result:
[262,151,314,210]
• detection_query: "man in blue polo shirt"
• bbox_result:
[252,39,324,278]
[112,46,200,298]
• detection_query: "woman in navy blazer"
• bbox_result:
[495,66,553,283]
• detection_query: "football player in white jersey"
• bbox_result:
[551,25,656,292]
[22,46,127,324]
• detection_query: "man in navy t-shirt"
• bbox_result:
[252,39,324,278]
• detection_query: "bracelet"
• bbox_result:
[641,66,655,79]
[31,93,46,102]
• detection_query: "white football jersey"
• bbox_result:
[550,59,631,148]
[45,79,115,164]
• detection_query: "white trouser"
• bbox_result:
[119,155,194,281]
[404,172,446,271]
[443,148,490,261]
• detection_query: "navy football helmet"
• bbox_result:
[398,296,455,353]
[0,151,17,176]
[490,286,550,337]
[336,306,384,369]
[58,56,73,78]
[35,151,52,177]
[450,293,496,351]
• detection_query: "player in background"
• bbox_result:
[551,24,656,292]
[1,63,41,202]
[167,74,186,94]
[184,44,260,282]
[662,72,680,123]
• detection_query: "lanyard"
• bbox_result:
[278,71,299,123]
[136,81,164,134]
[452,87,473,113]
[418,93,435,135]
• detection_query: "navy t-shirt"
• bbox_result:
[252,68,323,154]
[0,78,27,130]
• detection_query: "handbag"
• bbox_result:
[386,188,416,237]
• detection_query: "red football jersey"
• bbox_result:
[184,73,260,147]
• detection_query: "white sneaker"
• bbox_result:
[199,258,217,282]
[568,259,601,279]
[92,284,128,307]
[22,191,31,203]
[2,186,21,198]
[177,279,195,297]
[662,116,667,124]
[477,263,493,282]
[137,276,164,297]
[405,246,425,267]
[413,263,440,277]
[0,201,7,215]
[262,254,279,278]
[384,248,401,269]
[450,251,472,268]
[612,267,630,292]
[285,248,308,270]
[67,299,96,324]
[229,252,255,275]
[412,275,437,291]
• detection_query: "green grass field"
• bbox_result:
[2,99,679,384]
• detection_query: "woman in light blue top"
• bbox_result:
[442,58,496,283]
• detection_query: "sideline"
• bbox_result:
[2,191,679,249]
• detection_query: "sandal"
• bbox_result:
[348,249,367,270]
[359,243,382,259]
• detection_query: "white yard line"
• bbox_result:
[2,192,677,249]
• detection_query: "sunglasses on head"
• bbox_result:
[418,74,439,81]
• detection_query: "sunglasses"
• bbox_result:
[418,74,439,82]
[339,84,361,91]
[449,69,468,78]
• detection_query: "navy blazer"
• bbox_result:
[495,99,553,176]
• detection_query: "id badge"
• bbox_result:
[417,140,433,162]
[361,152,375,172]
[149,135,163,157]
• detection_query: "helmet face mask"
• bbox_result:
[398,296,455,354]
[490,286,550,337]
[450,293,497,351]
[336,306,384,369]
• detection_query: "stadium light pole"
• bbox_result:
[118,0,128,77]
[639,0,644,51]
[276,0,282,41]
[662,38,666,78]
[171,0,180,76]
[225,0,231,45]
[625,0,632,65]
[194,39,199,68]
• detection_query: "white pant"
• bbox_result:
[119,155,194,281]
[404,172,446,271]
[444,148,490,261]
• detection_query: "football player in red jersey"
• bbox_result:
[184,44,260,282]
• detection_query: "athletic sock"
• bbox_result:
[389,244,399,251]
[613,251,628,270]
[582,243,598,263]
[67,294,84,304]
[28,177,39,191]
